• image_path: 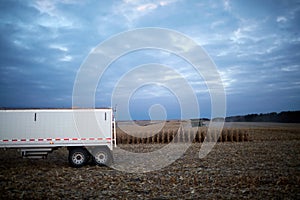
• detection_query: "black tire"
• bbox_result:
[92,147,113,167]
[68,148,90,168]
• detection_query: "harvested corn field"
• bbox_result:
[0,122,300,199]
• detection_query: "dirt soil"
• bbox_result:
[0,123,299,199]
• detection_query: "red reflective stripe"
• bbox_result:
[1,137,113,142]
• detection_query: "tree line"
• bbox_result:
[225,111,300,123]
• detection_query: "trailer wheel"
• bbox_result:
[92,147,113,167]
[68,148,89,168]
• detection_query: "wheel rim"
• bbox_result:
[72,152,85,165]
[95,152,107,164]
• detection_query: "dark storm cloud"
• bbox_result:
[0,0,299,118]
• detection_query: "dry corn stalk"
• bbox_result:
[116,126,250,144]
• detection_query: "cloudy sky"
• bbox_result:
[0,0,299,120]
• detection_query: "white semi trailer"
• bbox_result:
[0,108,116,168]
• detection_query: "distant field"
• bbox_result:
[0,122,299,199]
[118,120,300,130]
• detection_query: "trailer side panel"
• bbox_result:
[0,109,113,149]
